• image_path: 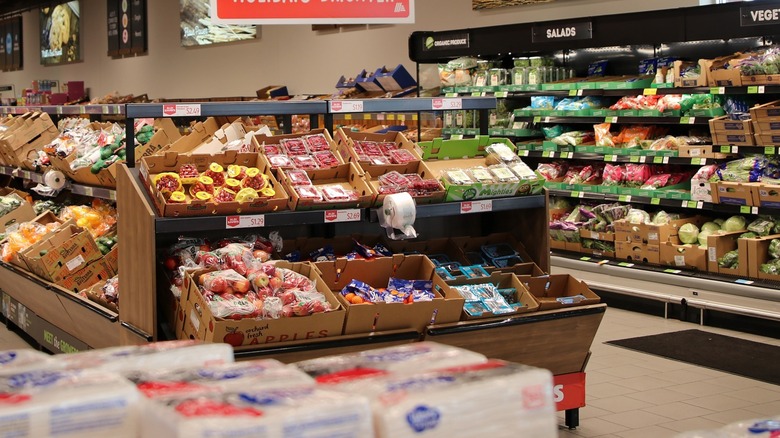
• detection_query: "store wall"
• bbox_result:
[0,0,699,99]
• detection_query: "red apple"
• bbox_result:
[163,256,177,271]
[233,279,251,294]
[281,304,294,318]
[269,277,283,291]
[252,273,270,289]
[281,290,297,305]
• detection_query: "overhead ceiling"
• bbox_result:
[0,0,57,19]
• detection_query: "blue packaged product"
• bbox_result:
[464,301,490,317]
[309,245,336,262]
[460,265,490,279]
[481,243,517,260]
[464,251,489,266]
[427,254,451,266]
[587,60,608,77]
[492,255,524,268]
[484,296,514,315]
[341,279,382,302]
[497,288,518,304]
[284,250,303,262]
[639,58,658,75]
[435,267,456,281]
[437,261,462,272]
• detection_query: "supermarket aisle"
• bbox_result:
[558,308,780,438]
[1,308,779,438]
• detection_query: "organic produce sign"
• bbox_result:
[209,0,414,25]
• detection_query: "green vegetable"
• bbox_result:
[722,216,747,232]
[718,250,739,269]
[714,218,725,227]
[740,232,758,239]
[748,217,775,236]
[91,160,105,174]
[701,222,721,233]
[770,239,780,260]
[653,211,671,225]
[679,223,700,245]
[698,229,714,247]
[760,258,780,275]
[100,146,113,160]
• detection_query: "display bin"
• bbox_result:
[706,231,749,278]
[751,119,780,134]
[615,241,661,264]
[180,262,346,346]
[755,183,780,208]
[659,242,707,271]
[710,181,759,206]
[253,128,347,169]
[0,211,66,271]
[334,128,423,177]
[522,274,600,311]
[20,224,101,283]
[434,271,540,320]
[314,255,462,335]
[140,150,289,217]
[747,234,780,281]
[277,162,376,211]
[134,118,183,163]
[614,215,705,246]
[56,259,116,293]
[366,161,446,206]
[84,280,118,314]
[749,99,780,121]
[0,112,59,169]
[0,189,36,233]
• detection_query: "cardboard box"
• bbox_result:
[104,243,119,274]
[747,234,780,281]
[84,280,119,313]
[181,262,346,345]
[334,128,423,176]
[140,151,289,217]
[709,116,753,135]
[434,272,539,320]
[423,157,528,201]
[0,211,66,271]
[455,233,535,268]
[160,118,220,156]
[703,54,748,87]
[691,180,713,203]
[579,230,615,242]
[0,191,35,233]
[615,241,661,264]
[614,216,704,245]
[47,122,120,188]
[710,182,759,206]
[367,161,445,206]
[21,224,101,283]
[315,255,459,334]
[706,231,749,277]
[678,145,733,159]
[134,118,182,162]
[56,259,116,293]
[673,60,709,87]
[750,100,780,121]
[712,132,755,147]
[614,220,642,243]
[660,242,707,271]
[755,133,780,146]
[0,112,59,169]
[252,128,346,167]
[752,119,780,134]
[549,239,567,250]
[522,274,600,311]
[755,184,780,209]
[741,74,780,86]
[278,162,376,211]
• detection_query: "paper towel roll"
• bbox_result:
[380,192,417,240]
[43,169,67,191]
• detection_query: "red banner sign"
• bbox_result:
[553,372,586,412]
[210,0,414,25]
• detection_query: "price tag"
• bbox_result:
[79,106,86,114]
[709,87,726,95]
[691,158,704,165]
[565,152,574,159]
[653,157,663,164]
[618,262,635,267]
[732,146,739,154]
[663,156,670,164]
[747,86,765,94]
[579,257,592,261]
[101,105,109,114]
[604,155,617,162]
[533,116,542,123]
[663,269,682,274]
[680,117,696,124]
[605,117,619,123]
[597,259,609,265]
[460,200,493,214]
[740,206,751,214]
[108,191,117,201]
[344,114,352,120]
[387,114,396,121]
[519,150,530,157]
[681,200,689,208]
[651,198,661,205]
[643,88,657,96]
[471,92,485,97]
[363,114,372,120]
[720,145,731,153]
[398,114,406,122]
[765,146,776,155]
[629,156,640,163]
[329,100,364,113]
[687,201,698,208]
[162,103,202,117]
[542,151,553,158]
[323,209,361,223]
[226,215,265,229]
[568,89,577,96]
[735,279,755,285]
[753,206,759,214]
[432,98,463,110]
[544,117,552,123]
[697,201,704,209]
[56,106,63,115]
[618,195,632,202]
[83,186,94,197]
[570,191,580,198]
[495,91,508,98]
[445,93,458,98]
[451,134,464,140]
[639,156,647,163]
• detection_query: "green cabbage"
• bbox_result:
[701,222,721,233]
[718,250,739,269]
[679,223,700,245]
[722,216,747,232]
[714,218,725,227]
[627,209,650,225]
[740,232,758,239]
[698,229,714,247]
[653,211,671,225]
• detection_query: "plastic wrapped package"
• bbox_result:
[141,387,373,438]
[0,350,58,375]
[594,123,615,147]
[330,360,557,438]
[1,220,60,263]
[0,369,140,438]
[295,342,487,379]
[536,162,568,181]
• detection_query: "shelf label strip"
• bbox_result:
[226,214,265,229]
[162,104,201,117]
[323,209,361,223]
[460,200,493,214]
[432,98,463,111]
[330,100,364,113]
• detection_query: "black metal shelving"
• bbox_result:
[441,85,780,98]
[512,115,713,125]
[0,105,125,116]
[0,165,117,201]
[518,151,719,166]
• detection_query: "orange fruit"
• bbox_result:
[351,296,365,304]
[344,293,356,302]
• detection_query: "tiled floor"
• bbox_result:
[557,308,780,437]
[1,307,778,437]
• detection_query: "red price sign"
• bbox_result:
[226,215,265,229]
[162,104,202,117]
[460,200,492,214]
[432,98,463,110]
[210,0,414,24]
[324,209,361,223]
[553,372,586,412]
[330,100,364,113]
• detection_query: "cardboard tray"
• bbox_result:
[749,99,780,121]
[423,157,527,202]
[710,182,759,206]
[181,262,346,346]
[755,183,780,209]
[0,211,66,271]
[615,241,661,265]
[367,160,446,206]
[314,254,462,335]
[659,242,707,271]
[522,274,600,311]
[0,112,59,169]
[140,151,289,217]
[84,280,119,314]
[134,118,182,163]
[252,128,346,168]
[334,127,423,176]
[0,189,35,233]
[20,224,102,283]
[706,231,749,278]
[277,162,376,211]
[48,122,121,189]
[747,234,780,281]
[434,272,539,320]
[56,258,116,293]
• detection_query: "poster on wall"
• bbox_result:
[0,20,7,72]
[107,0,146,57]
[180,0,256,46]
[107,0,119,56]
[208,0,414,25]
[40,1,81,65]
[11,17,21,70]
[472,0,554,10]
[131,0,147,53]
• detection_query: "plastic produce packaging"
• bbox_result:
[295,342,487,379]
[0,368,140,438]
[142,386,373,438]
[327,359,557,438]
[0,350,58,374]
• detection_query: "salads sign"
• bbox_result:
[209,0,414,25]
[741,5,780,26]
[532,21,592,43]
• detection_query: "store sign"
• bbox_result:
[209,0,414,25]
[422,32,470,52]
[740,5,780,26]
[553,372,586,412]
[532,21,592,43]
[162,104,202,117]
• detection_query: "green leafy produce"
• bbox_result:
[714,218,725,227]
[698,229,714,247]
[760,258,780,275]
[747,216,774,236]
[740,232,758,239]
[718,250,739,269]
[701,222,721,233]
[722,216,747,232]
[770,239,780,260]
[653,211,672,225]
[678,223,700,245]
[627,209,650,225]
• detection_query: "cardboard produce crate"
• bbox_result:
[252,128,346,169]
[522,274,600,311]
[434,272,539,320]
[708,116,753,136]
[660,242,707,271]
[0,190,35,233]
[315,255,461,335]
[83,280,118,313]
[755,133,780,146]
[615,241,661,264]
[181,262,346,346]
[614,216,705,245]
[751,119,780,135]
[579,230,615,242]
[134,118,182,163]
[747,234,780,281]
[0,112,59,169]
[678,145,733,159]
[277,162,376,211]
[706,231,749,277]
[712,132,755,146]
[749,100,780,121]
[48,122,121,188]
[140,151,289,217]
[710,182,759,206]
[367,160,446,206]
[755,183,780,208]
[20,224,101,283]
[162,118,220,156]
[56,259,116,293]
[0,211,66,271]
[334,127,423,176]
